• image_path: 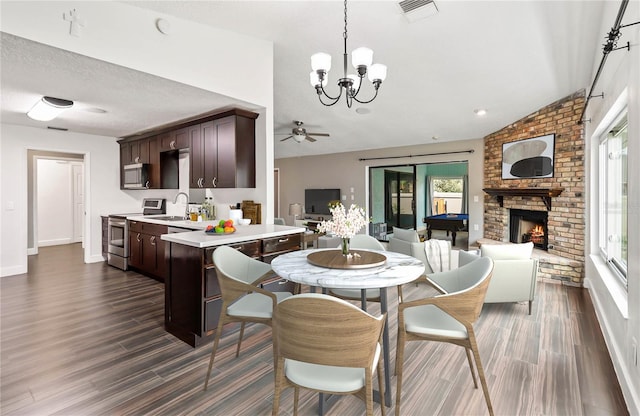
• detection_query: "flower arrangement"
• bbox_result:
[317,203,369,255]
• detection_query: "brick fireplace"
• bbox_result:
[482,91,586,284]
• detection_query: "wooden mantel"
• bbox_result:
[483,188,564,211]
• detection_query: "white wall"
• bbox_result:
[275,138,484,245]
[584,1,639,413]
[1,1,274,276]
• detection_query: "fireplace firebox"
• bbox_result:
[509,209,548,250]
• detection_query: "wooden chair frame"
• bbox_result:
[203,249,282,391]
[272,294,387,416]
[395,259,495,416]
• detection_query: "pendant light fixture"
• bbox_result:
[309,0,387,108]
[27,96,74,121]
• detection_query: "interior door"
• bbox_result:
[384,170,416,230]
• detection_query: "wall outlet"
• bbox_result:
[342,195,346,201]
[473,195,479,203]
[473,224,479,231]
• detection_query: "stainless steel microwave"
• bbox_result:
[123,163,150,189]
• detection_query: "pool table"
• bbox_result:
[423,213,469,246]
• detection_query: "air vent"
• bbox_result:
[398,0,438,22]
[47,126,68,131]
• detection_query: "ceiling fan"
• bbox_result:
[278,121,330,143]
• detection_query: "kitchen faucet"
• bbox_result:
[173,192,189,219]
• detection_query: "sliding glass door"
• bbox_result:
[384,169,416,230]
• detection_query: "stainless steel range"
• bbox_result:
[107,198,166,270]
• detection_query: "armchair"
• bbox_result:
[388,227,451,273]
[459,242,538,314]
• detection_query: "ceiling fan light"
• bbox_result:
[27,96,74,121]
[351,47,373,69]
[293,134,306,143]
[311,52,332,72]
[309,71,328,87]
[367,63,387,83]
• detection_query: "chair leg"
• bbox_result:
[377,360,386,416]
[236,322,246,357]
[468,330,494,416]
[394,329,406,416]
[465,347,478,388]
[272,358,283,416]
[293,387,300,416]
[204,323,225,390]
[365,371,374,416]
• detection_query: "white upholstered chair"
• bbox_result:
[203,246,293,390]
[272,293,386,416]
[388,227,451,273]
[395,257,495,416]
[458,242,538,314]
[330,234,386,302]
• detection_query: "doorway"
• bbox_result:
[384,169,416,230]
[29,151,85,256]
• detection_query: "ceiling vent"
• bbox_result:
[398,0,438,23]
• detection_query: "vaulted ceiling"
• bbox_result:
[1,1,606,159]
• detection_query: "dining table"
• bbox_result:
[270,248,425,408]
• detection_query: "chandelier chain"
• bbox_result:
[343,0,348,42]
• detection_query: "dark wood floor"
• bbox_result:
[1,243,628,415]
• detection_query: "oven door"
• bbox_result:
[107,218,128,257]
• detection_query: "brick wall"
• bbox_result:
[483,91,586,282]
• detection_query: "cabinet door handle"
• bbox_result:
[150,236,156,246]
[170,140,176,149]
[136,233,141,242]
[145,180,150,189]
[135,156,140,163]
[234,245,244,251]
[278,238,289,243]
[213,177,217,187]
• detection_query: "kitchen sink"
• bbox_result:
[151,216,188,221]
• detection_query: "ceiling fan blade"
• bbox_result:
[306,135,317,142]
[306,132,330,137]
[280,136,293,142]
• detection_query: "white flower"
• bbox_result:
[317,203,369,239]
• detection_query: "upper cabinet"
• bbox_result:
[119,108,258,190]
[191,110,257,189]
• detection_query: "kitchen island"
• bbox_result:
[158,223,305,347]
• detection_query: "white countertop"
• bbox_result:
[156,223,305,248]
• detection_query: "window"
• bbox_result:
[429,177,464,215]
[598,112,628,285]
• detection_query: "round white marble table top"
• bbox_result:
[271,248,425,289]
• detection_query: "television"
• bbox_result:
[304,189,341,215]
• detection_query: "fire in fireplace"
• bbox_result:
[509,209,548,250]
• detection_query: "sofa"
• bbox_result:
[388,227,451,274]
[459,242,538,314]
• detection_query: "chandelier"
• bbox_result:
[309,0,387,108]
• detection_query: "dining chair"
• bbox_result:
[272,293,386,416]
[329,234,386,303]
[395,257,495,416]
[203,245,293,390]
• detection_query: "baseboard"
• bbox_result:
[87,254,106,264]
[1,264,27,277]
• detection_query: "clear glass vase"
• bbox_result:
[341,238,350,256]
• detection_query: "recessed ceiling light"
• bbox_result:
[474,109,487,116]
[355,107,371,115]
[84,107,107,114]
[431,136,439,140]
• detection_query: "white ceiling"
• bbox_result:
[1,1,606,159]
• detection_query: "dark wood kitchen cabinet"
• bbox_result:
[159,127,190,151]
[165,232,302,348]
[128,220,167,282]
[190,109,257,189]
